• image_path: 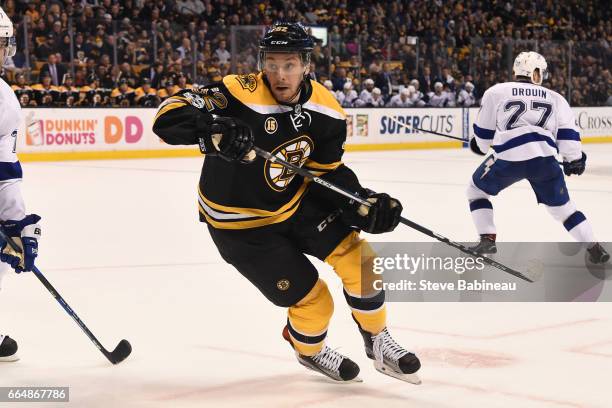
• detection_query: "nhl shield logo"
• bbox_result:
[264,117,278,134]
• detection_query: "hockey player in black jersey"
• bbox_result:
[152,22,421,384]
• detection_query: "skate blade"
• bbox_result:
[374,361,421,385]
[0,354,19,362]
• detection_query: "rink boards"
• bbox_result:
[15,106,612,161]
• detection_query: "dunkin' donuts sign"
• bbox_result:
[23,110,145,148]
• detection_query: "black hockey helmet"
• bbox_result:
[258,22,314,71]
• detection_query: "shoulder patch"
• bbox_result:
[223,73,278,109]
[235,74,258,92]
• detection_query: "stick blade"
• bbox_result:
[109,339,132,365]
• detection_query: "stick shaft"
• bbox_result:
[253,146,533,282]
[0,228,118,362]
[388,116,467,141]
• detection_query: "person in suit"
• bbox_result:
[38,54,66,86]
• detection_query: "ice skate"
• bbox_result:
[469,234,497,255]
[359,327,421,384]
[283,326,361,382]
[0,335,18,362]
[587,243,610,264]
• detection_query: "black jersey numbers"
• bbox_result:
[504,100,553,130]
[503,100,526,130]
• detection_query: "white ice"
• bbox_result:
[1,144,612,408]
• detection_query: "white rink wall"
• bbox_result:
[15,106,612,161]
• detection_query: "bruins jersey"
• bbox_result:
[153,72,356,230]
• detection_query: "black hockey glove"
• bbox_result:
[342,189,403,234]
[469,137,486,156]
[562,152,586,176]
[198,116,255,163]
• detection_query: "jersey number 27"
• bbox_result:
[504,101,552,130]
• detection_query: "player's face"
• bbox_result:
[264,53,306,103]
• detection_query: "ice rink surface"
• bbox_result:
[1,144,611,408]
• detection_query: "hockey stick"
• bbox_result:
[253,146,539,283]
[389,117,569,166]
[0,228,132,365]
[388,116,468,142]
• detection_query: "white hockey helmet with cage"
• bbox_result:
[0,7,16,58]
[513,51,548,85]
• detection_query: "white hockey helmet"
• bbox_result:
[0,7,16,58]
[465,81,474,91]
[343,81,352,90]
[364,78,374,87]
[323,79,333,90]
[372,87,381,95]
[513,51,548,85]
[434,81,443,90]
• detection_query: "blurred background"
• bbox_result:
[1,0,610,109]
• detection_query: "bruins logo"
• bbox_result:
[265,135,313,192]
[236,74,257,92]
[276,279,290,291]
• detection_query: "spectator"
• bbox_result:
[214,39,231,65]
[157,79,180,101]
[331,67,348,92]
[59,74,80,107]
[31,73,60,106]
[111,78,136,107]
[39,54,67,86]
[135,78,160,107]
[11,73,33,102]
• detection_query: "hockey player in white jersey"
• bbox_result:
[428,82,450,107]
[386,87,413,107]
[457,81,476,107]
[0,7,43,362]
[337,81,358,108]
[467,51,609,263]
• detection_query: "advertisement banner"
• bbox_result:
[14,106,612,161]
[344,108,464,147]
[17,109,194,157]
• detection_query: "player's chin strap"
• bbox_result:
[251,145,540,283]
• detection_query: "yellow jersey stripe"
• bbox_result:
[198,182,308,217]
[304,159,343,171]
[198,201,300,229]
[154,101,187,121]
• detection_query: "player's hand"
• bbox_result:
[563,152,586,176]
[342,189,403,234]
[198,116,256,163]
[0,214,42,273]
[469,137,486,155]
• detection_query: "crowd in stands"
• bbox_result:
[1,0,610,108]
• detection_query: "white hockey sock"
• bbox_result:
[469,199,496,235]
[0,263,8,291]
